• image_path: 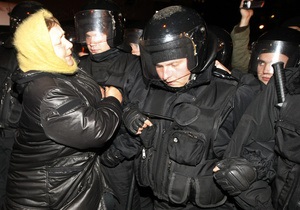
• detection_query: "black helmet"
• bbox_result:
[248,27,300,75]
[9,1,44,33]
[140,5,214,81]
[63,25,77,43]
[74,0,125,48]
[208,25,233,69]
[124,28,143,44]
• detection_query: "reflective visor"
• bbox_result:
[74,10,114,43]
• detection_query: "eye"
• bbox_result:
[171,63,179,67]
[257,60,265,66]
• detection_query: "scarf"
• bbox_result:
[13,9,77,74]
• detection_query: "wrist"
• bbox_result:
[239,16,251,27]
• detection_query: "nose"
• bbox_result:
[162,66,173,81]
[263,63,274,74]
[66,39,73,50]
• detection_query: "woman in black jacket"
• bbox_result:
[3,9,122,209]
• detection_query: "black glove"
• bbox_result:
[100,145,125,168]
[213,157,257,196]
[123,105,148,135]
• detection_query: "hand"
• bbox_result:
[213,157,257,196]
[123,105,153,135]
[102,86,123,103]
[215,60,231,74]
[239,0,254,27]
[100,145,125,168]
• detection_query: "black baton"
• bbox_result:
[272,62,286,107]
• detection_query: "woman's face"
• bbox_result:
[49,24,74,66]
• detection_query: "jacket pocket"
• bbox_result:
[168,130,207,166]
[46,153,95,208]
[168,172,191,205]
[276,120,300,163]
[167,159,226,208]
[276,159,300,209]
[135,148,154,187]
[193,174,227,208]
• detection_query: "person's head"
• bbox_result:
[249,27,300,85]
[14,9,77,74]
[9,1,44,34]
[208,25,233,69]
[140,5,216,89]
[124,28,143,56]
[74,0,124,55]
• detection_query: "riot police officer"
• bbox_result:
[208,25,233,69]
[122,5,259,209]
[213,27,300,210]
[248,27,300,85]
[74,1,142,209]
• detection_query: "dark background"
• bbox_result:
[1,0,299,42]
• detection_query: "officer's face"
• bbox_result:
[257,52,289,85]
[49,24,74,66]
[85,31,110,54]
[156,58,191,87]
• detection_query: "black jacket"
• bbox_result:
[0,36,19,207]
[4,69,122,209]
[78,48,142,210]
[79,48,141,99]
[224,66,300,210]
[0,37,18,74]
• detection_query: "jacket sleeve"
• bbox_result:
[213,77,260,158]
[230,25,251,73]
[223,79,279,209]
[40,86,122,150]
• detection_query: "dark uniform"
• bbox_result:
[213,28,300,209]
[122,6,260,209]
[74,1,143,209]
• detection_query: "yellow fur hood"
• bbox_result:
[14,9,77,74]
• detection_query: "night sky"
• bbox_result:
[2,0,299,42]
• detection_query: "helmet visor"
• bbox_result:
[249,40,300,74]
[74,10,113,43]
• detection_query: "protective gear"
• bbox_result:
[208,25,233,69]
[214,157,257,196]
[234,181,273,209]
[140,5,210,81]
[9,1,44,33]
[248,27,300,75]
[74,0,124,48]
[124,28,143,44]
[123,105,148,134]
[63,25,77,43]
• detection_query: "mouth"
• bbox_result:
[262,76,271,82]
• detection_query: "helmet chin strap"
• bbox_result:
[162,72,191,84]
[162,73,197,87]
